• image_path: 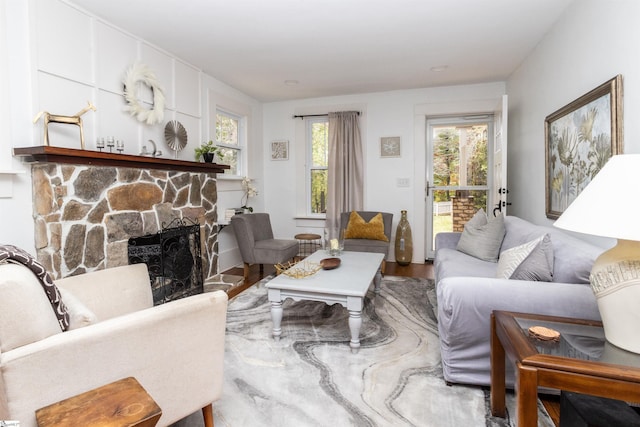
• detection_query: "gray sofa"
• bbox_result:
[434,215,604,386]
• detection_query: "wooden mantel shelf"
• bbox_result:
[13,146,230,174]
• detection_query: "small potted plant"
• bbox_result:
[194,140,224,163]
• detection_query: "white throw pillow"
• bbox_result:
[456,209,506,262]
[59,287,98,330]
[496,234,554,281]
[0,263,62,352]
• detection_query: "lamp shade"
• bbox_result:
[553,154,640,241]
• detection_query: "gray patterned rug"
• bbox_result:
[174,275,552,427]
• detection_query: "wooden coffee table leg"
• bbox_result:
[516,363,538,427]
[490,312,506,418]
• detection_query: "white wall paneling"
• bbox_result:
[141,43,175,110]
[175,60,200,117]
[35,0,93,84]
[35,72,96,148]
[96,89,139,154]
[96,22,137,94]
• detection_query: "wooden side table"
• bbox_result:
[490,310,640,427]
[36,377,162,427]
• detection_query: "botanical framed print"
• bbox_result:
[380,137,401,158]
[271,140,289,160]
[545,75,623,219]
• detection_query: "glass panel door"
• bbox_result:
[425,117,493,259]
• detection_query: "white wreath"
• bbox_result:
[123,62,166,125]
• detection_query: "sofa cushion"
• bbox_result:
[0,263,63,352]
[456,209,505,262]
[435,247,498,280]
[496,234,554,281]
[344,211,389,242]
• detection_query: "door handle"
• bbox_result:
[425,181,435,197]
[493,200,511,217]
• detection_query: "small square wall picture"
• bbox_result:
[380,137,401,158]
[271,140,289,160]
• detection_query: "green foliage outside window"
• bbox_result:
[216,112,240,175]
[433,128,460,191]
[216,113,238,145]
[432,125,489,211]
[310,121,328,214]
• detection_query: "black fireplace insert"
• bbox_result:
[128,218,203,305]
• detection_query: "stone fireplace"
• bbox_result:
[15,146,228,281]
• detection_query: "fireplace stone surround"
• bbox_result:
[15,146,227,281]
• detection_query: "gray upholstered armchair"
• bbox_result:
[231,213,299,280]
[340,211,393,273]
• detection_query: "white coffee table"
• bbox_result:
[266,250,384,353]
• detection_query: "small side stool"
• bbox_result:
[294,233,322,261]
[36,377,162,427]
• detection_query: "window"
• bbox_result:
[307,117,328,215]
[215,109,244,175]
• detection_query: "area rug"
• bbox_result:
[174,276,553,427]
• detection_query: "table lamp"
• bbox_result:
[554,154,640,353]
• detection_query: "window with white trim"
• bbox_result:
[307,116,328,215]
[216,109,244,175]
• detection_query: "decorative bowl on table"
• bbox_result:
[275,261,321,278]
[320,257,341,270]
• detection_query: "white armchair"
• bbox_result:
[0,262,228,427]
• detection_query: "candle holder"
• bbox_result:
[106,136,115,153]
[96,138,105,152]
[116,140,124,153]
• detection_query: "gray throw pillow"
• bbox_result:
[511,234,554,281]
[456,209,506,262]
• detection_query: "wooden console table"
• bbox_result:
[36,377,162,427]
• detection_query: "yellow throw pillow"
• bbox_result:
[344,212,389,242]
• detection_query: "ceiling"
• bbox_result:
[69,0,573,102]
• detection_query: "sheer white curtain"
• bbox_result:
[326,111,363,230]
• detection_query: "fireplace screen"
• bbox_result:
[128,218,203,305]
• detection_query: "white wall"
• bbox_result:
[0,0,261,270]
[262,82,506,263]
[507,0,640,248]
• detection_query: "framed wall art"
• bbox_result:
[380,136,401,158]
[271,140,289,160]
[545,75,623,219]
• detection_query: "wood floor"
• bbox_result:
[221,260,559,426]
